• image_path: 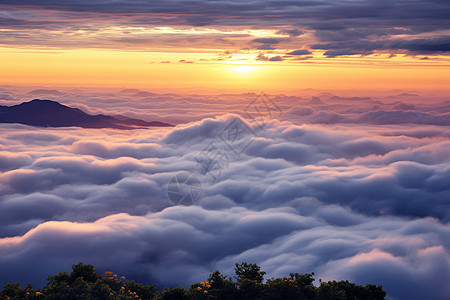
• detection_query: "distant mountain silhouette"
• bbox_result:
[119,88,142,94]
[132,91,158,97]
[0,99,173,129]
[306,96,324,105]
[27,89,63,96]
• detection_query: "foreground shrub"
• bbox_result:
[0,262,386,300]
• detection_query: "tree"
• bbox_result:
[290,272,316,299]
[234,262,266,283]
[124,280,157,300]
[317,280,386,300]
[69,263,100,284]
[153,287,189,300]
[0,283,25,300]
[204,270,237,300]
[43,263,156,300]
[0,262,386,300]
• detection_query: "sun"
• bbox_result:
[232,65,254,75]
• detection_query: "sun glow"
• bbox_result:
[231,65,254,75]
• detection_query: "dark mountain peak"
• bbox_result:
[30,99,58,103]
[22,99,66,107]
[0,99,173,129]
[11,99,83,116]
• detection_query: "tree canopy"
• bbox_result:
[0,262,386,300]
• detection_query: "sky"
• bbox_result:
[0,2,450,300]
[0,0,449,91]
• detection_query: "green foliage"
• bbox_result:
[317,280,387,300]
[204,270,237,300]
[0,283,40,300]
[70,262,100,284]
[124,281,157,300]
[0,262,386,300]
[1,263,156,300]
[234,262,266,283]
[153,287,188,300]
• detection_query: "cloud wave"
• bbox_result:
[0,93,450,300]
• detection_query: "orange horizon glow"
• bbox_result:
[1,46,449,93]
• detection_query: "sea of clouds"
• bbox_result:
[0,87,449,300]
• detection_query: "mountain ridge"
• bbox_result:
[0,99,173,129]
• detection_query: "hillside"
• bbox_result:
[0,99,173,129]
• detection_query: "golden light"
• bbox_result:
[231,65,254,75]
[1,45,448,92]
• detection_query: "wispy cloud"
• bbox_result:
[0,1,449,60]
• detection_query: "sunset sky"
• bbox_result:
[0,0,449,91]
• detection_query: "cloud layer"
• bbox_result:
[0,0,449,60]
[0,89,449,300]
